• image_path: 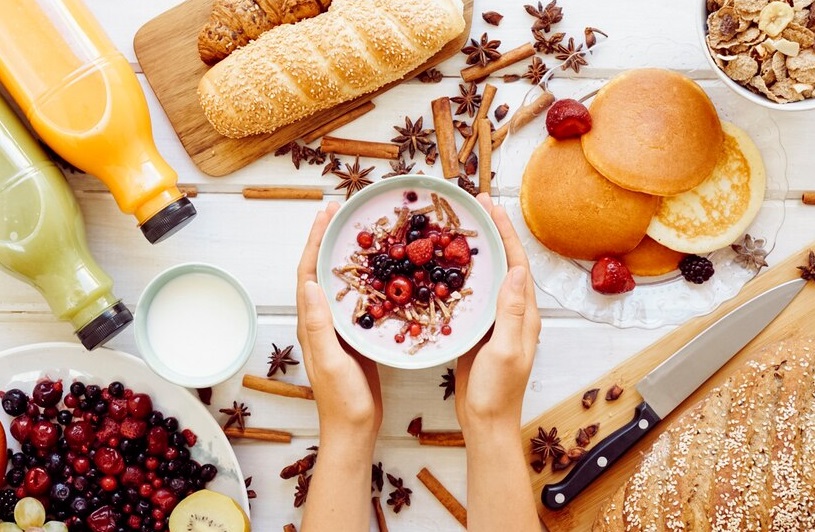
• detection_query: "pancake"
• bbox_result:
[520,137,659,261]
[619,235,687,277]
[646,121,766,254]
[581,68,724,196]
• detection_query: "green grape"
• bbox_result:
[43,522,69,532]
[12,497,45,529]
[0,522,22,531]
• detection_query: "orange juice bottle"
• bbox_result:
[0,0,196,243]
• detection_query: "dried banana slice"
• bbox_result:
[758,1,795,37]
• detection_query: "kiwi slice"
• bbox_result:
[168,489,250,532]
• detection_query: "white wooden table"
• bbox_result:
[1,1,813,530]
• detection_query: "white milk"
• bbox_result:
[145,272,251,377]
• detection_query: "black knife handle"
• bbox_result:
[541,401,660,510]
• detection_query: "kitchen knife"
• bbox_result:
[541,277,807,510]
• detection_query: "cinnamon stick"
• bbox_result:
[416,467,467,528]
[431,97,459,178]
[242,187,323,200]
[372,496,389,532]
[223,427,292,443]
[491,90,555,150]
[803,192,815,205]
[320,136,399,160]
[477,118,492,194]
[458,83,498,164]
[302,101,376,144]
[461,43,536,83]
[418,431,465,447]
[242,374,315,400]
[178,185,198,198]
[283,524,297,532]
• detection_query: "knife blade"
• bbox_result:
[541,277,807,510]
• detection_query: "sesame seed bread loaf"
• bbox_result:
[593,336,815,531]
[198,0,465,138]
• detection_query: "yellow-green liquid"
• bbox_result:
[0,95,119,330]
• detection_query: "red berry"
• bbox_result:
[24,466,51,495]
[388,244,406,260]
[87,505,118,532]
[127,394,153,419]
[546,98,593,139]
[394,334,405,344]
[441,324,452,335]
[10,415,34,443]
[439,234,452,248]
[73,456,91,474]
[590,257,636,294]
[107,398,128,421]
[356,231,374,249]
[94,446,125,475]
[31,378,63,407]
[413,270,426,282]
[181,428,198,447]
[428,231,440,245]
[434,283,450,298]
[99,475,118,492]
[406,238,434,266]
[385,275,414,306]
[371,278,384,291]
[383,300,393,311]
[121,465,145,487]
[151,488,178,513]
[443,236,471,266]
[368,304,385,320]
[139,483,154,498]
[146,426,169,456]
[29,420,59,450]
[120,417,147,440]
[409,323,422,337]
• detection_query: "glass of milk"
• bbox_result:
[135,263,257,388]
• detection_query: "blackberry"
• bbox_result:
[0,488,17,521]
[371,254,396,280]
[679,255,714,284]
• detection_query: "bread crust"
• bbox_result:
[594,336,815,531]
[198,0,465,138]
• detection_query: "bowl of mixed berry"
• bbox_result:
[317,175,507,369]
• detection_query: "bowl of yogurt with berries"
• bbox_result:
[316,175,507,369]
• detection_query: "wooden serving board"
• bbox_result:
[133,0,473,177]
[523,243,815,531]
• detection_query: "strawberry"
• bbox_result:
[406,238,433,266]
[545,98,592,139]
[443,236,471,266]
[591,257,636,294]
[93,417,121,446]
[119,416,147,439]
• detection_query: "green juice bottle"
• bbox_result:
[0,95,132,349]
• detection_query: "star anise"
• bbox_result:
[322,153,341,176]
[460,32,502,67]
[451,82,482,117]
[391,116,435,159]
[382,157,416,178]
[372,462,384,493]
[555,37,588,73]
[525,0,563,32]
[798,250,815,281]
[530,426,566,465]
[293,474,311,508]
[219,401,251,431]
[457,175,479,197]
[386,473,412,513]
[584,27,608,49]
[522,56,549,85]
[425,145,438,165]
[332,155,375,199]
[244,476,257,503]
[439,368,456,400]
[731,234,769,270]
[267,343,299,376]
[302,145,326,165]
[274,141,304,169]
[417,67,443,83]
[280,449,318,479]
[532,30,565,53]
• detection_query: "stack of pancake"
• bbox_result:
[520,68,766,277]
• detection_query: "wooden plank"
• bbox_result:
[133,0,473,177]
[525,243,815,531]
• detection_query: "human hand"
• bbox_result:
[296,203,383,447]
[455,194,540,438]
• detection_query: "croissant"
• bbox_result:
[198,0,465,138]
[594,336,815,531]
[197,0,331,65]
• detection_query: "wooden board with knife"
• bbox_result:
[523,243,815,531]
[133,0,474,177]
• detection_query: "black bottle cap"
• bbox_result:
[140,197,197,244]
[76,301,133,351]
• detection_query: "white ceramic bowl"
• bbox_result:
[698,1,815,111]
[316,175,507,369]
[135,263,257,388]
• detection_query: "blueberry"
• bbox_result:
[446,269,465,290]
[410,214,427,229]
[50,482,72,504]
[471,248,479,255]
[430,267,446,283]
[57,409,73,425]
[416,287,432,303]
[69,381,85,397]
[358,313,375,329]
[406,229,422,242]
[107,381,125,398]
[423,259,438,271]
[163,417,179,432]
[1,388,28,416]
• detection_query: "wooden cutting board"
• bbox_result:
[133,0,473,177]
[523,243,815,531]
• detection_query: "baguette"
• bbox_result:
[593,335,815,531]
[198,0,465,138]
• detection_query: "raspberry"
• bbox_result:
[591,257,636,294]
[679,255,714,284]
[545,98,592,139]
[406,238,434,266]
[443,236,471,266]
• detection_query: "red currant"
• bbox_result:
[388,244,406,260]
[356,231,374,249]
[441,324,452,335]
[434,283,450,298]
[409,323,422,337]
[394,334,405,344]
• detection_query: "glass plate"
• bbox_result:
[0,343,251,514]
[496,38,787,328]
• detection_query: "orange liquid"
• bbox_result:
[0,0,183,224]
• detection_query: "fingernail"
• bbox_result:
[304,281,320,306]
[510,266,526,291]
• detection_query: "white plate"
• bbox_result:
[496,39,787,328]
[0,342,250,515]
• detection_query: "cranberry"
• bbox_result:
[127,394,153,420]
[394,333,405,344]
[73,455,91,475]
[146,426,169,456]
[99,475,118,492]
[64,420,95,450]
[434,282,450,298]
[94,446,125,476]
[441,324,452,335]
[150,487,178,513]
[371,279,384,291]
[24,466,51,495]
[120,465,145,488]
[2,388,29,416]
[9,415,34,443]
[388,244,406,260]
[29,420,59,450]
[87,505,118,532]
[32,378,63,407]
[356,231,374,249]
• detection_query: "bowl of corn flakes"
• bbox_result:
[700,0,815,110]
